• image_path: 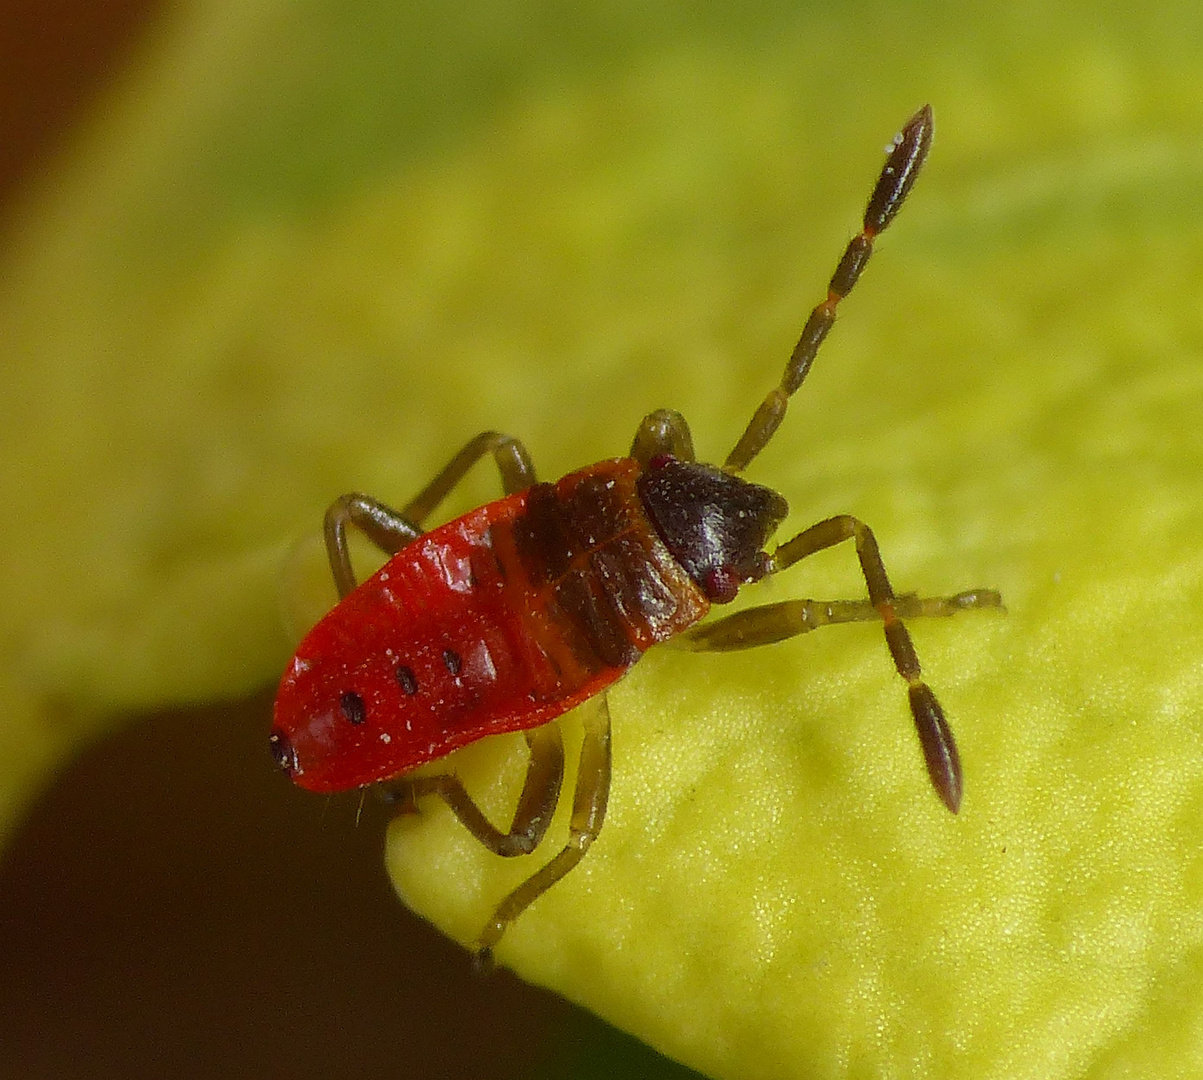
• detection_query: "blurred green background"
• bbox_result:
[4,1,1203,1078]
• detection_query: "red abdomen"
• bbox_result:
[273,459,709,791]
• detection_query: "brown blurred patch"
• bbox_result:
[0,693,570,1079]
[0,0,163,210]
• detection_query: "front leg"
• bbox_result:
[769,515,1001,812]
[705,514,999,813]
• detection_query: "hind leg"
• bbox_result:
[473,694,612,966]
[383,722,566,858]
[324,432,536,596]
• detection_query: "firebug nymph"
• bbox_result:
[271,105,1002,963]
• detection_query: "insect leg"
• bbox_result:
[630,409,696,466]
[385,723,565,856]
[324,494,423,598]
[678,589,1003,651]
[474,693,612,964]
[725,105,933,474]
[324,433,535,597]
[765,514,986,813]
[400,431,536,526]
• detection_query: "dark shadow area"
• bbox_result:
[0,0,163,212]
[0,693,573,1080]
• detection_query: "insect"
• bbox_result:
[270,105,1001,963]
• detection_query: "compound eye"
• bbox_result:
[703,565,742,603]
[268,728,299,775]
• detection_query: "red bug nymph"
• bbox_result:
[271,105,1001,961]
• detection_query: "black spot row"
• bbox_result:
[339,690,366,724]
[395,665,418,695]
[341,653,463,721]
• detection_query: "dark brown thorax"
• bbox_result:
[490,459,710,684]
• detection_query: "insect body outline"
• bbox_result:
[271,105,1002,962]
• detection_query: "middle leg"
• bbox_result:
[680,590,1002,652]
[630,409,696,466]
